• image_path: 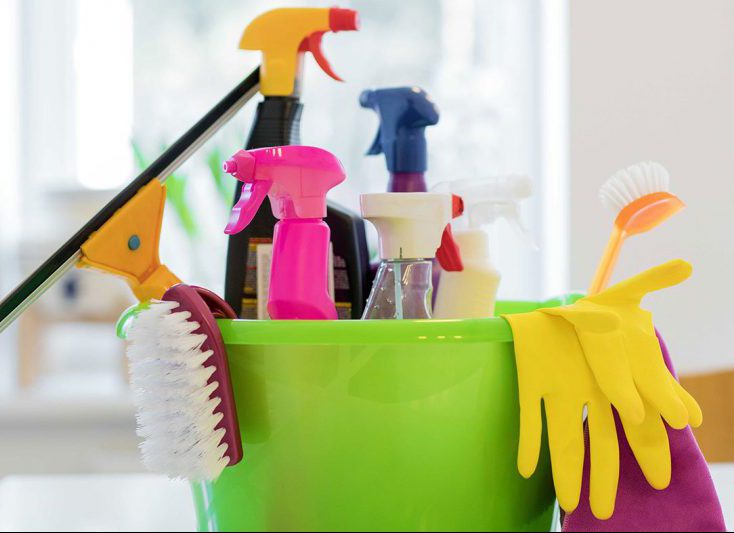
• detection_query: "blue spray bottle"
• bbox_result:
[360,87,439,193]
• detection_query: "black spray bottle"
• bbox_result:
[224,7,371,319]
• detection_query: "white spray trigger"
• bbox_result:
[434,175,537,249]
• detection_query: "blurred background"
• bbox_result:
[0,0,732,500]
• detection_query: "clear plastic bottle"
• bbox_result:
[363,260,433,319]
[359,192,461,320]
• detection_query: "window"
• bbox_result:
[18,0,133,191]
[0,0,21,393]
[126,0,568,297]
[3,0,568,308]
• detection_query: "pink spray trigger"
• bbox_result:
[436,194,465,272]
[225,181,271,235]
[223,151,271,235]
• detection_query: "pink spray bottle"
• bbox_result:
[223,146,345,320]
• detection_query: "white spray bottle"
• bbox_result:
[433,175,534,319]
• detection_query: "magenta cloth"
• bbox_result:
[563,331,726,532]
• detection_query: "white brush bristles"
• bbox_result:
[599,161,671,212]
[126,300,230,481]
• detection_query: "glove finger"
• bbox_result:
[540,306,619,334]
[587,400,619,520]
[633,337,689,429]
[588,259,692,305]
[504,312,548,478]
[517,395,543,479]
[622,405,672,490]
[545,397,585,514]
[578,330,645,425]
[670,376,703,428]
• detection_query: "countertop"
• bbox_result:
[0,465,732,531]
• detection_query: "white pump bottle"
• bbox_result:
[432,176,534,319]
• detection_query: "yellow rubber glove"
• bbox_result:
[504,309,623,519]
[541,259,703,491]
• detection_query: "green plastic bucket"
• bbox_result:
[192,297,576,532]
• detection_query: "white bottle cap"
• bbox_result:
[360,192,452,260]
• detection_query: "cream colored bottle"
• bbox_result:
[433,228,501,318]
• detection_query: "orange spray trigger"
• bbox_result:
[436,194,465,272]
[301,32,343,82]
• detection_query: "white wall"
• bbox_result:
[570,0,734,374]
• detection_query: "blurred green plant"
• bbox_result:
[132,141,198,239]
[206,146,236,204]
[132,141,236,240]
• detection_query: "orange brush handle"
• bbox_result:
[589,225,625,295]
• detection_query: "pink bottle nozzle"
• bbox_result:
[222,159,237,174]
[223,146,346,235]
[223,151,256,183]
[329,8,359,32]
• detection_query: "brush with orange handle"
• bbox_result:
[589,162,685,295]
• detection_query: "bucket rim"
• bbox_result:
[217,294,582,346]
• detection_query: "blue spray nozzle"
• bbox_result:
[360,87,439,174]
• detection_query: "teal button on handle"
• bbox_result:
[128,234,141,251]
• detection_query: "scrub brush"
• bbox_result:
[589,161,684,294]
[125,284,242,481]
